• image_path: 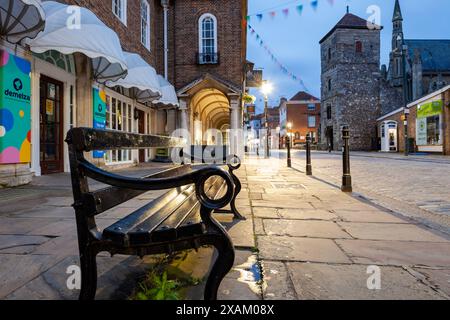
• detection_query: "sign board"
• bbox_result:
[0,50,31,164]
[417,100,443,118]
[93,88,107,158]
[46,99,54,116]
[416,117,427,146]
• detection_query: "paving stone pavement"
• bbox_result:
[245,156,450,300]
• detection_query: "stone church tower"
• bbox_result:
[319,12,382,151]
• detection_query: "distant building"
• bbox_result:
[319,12,382,151]
[377,85,450,155]
[279,92,321,147]
[377,0,450,154]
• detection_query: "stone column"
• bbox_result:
[178,99,189,132]
[229,96,243,157]
[166,108,177,135]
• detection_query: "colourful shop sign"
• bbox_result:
[93,88,107,158]
[0,50,31,164]
[417,100,443,118]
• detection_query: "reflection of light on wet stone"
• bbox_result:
[233,254,266,295]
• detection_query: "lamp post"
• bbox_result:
[398,36,409,156]
[287,122,292,167]
[276,126,281,149]
[261,81,273,159]
[306,133,312,175]
[404,107,410,156]
[341,125,352,192]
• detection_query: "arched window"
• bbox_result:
[198,13,218,64]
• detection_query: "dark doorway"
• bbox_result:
[40,76,64,174]
[326,126,334,151]
[137,109,146,163]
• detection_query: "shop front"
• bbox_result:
[415,100,443,153]
[404,84,450,155]
[0,0,45,186]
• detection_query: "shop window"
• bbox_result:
[308,116,316,128]
[34,50,75,74]
[105,93,133,164]
[427,115,441,145]
[140,0,150,49]
[113,0,127,25]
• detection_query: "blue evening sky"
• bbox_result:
[247,0,450,113]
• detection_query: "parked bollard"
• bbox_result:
[341,126,352,192]
[286,136,292,168]
[306,133,312,176]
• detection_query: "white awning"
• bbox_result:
[0,0,45,43]
[153,75,179,108]
[106,52,161,103]
[26,1,127,83]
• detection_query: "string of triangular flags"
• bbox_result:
[248,24,309,92]
[245,0,336,22]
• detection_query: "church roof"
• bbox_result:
[393,0,403,21]
[320,13,382,44]
[405,40,450,72]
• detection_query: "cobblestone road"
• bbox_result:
[275,150,450,235]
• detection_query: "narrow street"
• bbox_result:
[271,150,450,235]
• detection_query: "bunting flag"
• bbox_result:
[246,0,335,22]
[248,24,309,92]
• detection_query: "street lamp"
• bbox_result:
[276,126,280,149]
[398,36,409,156]
[261,81,273,158]
[404,107,410,156]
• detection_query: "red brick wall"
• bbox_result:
[171,0,247,90]
[62,0,247,90]
[286,102,321,143]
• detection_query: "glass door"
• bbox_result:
[40,76,64,174]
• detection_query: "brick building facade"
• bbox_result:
[0,0,247,187]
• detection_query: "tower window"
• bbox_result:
[328,79,332,91]
[326,104,332,119]
[328,47,332,61]
[355,41,363,53]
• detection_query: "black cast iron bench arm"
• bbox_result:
[78,159,235,210]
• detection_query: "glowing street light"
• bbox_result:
[261,81,273,158]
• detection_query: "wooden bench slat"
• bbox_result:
[129,175,222,244]
[102,185,193,246]
[70,127,185,151]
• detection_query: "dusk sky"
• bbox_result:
[247,0,450,114]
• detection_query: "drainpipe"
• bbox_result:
[161,0,169,80]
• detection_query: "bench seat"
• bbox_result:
[103,175,227,246]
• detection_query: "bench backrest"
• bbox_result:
[65,127,188,232]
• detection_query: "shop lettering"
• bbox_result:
[4,88,30,101]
